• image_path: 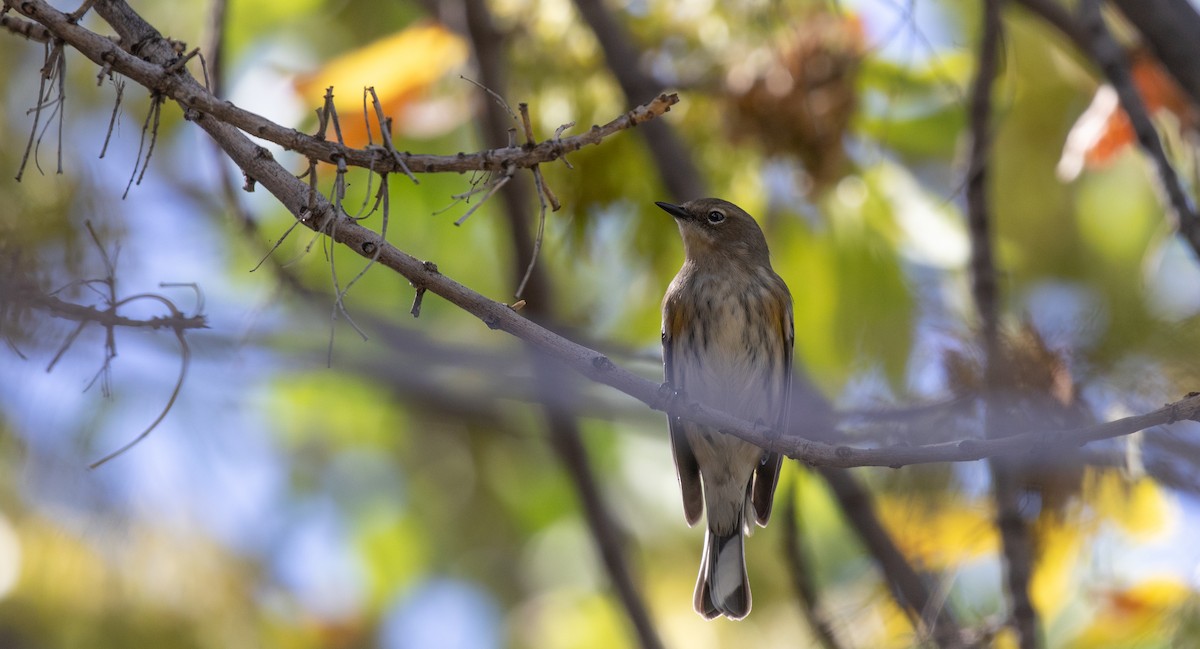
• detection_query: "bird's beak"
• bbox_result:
[655,201,690,221]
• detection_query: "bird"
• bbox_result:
[657,198,793,620]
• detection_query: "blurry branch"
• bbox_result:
[789,390,972,648]
[570,0,707,200]
[1110,0,1200,107]
[817,468,969,648]
[1075,0,1200,263]
[967,6,1001,357]
[1,224,205,469]
[539,369,664,649]
[14,283,207,333]
[201,0,227,98]
[6,0,1200,471]
[459,1,662,646]
[1078,427,1200,494]
[780,480,850,649]
[967,1,1040,647]
[1013,0,1200,264]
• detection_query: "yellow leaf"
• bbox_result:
[1084,469,1172,539]
[1028,515,1082,620]
[1069,578,1193,648]
[295,21,470,145]
[875,496,998,569]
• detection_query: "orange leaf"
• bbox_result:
[295,21,470,146]
[1058,49,1194,181]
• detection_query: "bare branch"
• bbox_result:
[1,10,51,42]
[459,1,662,643]
[1109,0,1200,108]
[20,288,207,331]
[7,0,1200,473]
[2,226,207,468]
[3,0,679,178]
[1014,0,1200,263]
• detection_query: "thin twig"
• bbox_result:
[89,319,191,468]
[515,102,556,299]
[98,77,124,158]
[45,320,86,373]
[16,40,60,181]
[367,86,418,184]
[453,171,512,226]
[122,91,163,198]
[461,74,517,121]
[53,37,65,173]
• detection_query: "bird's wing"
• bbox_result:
[752,300,792,526]
[664,322,704,527]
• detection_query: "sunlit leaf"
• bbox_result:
[1084,469,1172,540]
[875,496,997,569]
[1068,578,1194,648]
[295,21,471,145]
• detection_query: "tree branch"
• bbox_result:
[570,0,707,200]
[1,10,50,42]
[5,0,1200,472]
[968,1,1040,644]
[460,0,662,644]
[780,480,845,649]
[1013,0,1200,263]
[1109,0,1200,108]
[16,285,206,332]
[4,0,677,178]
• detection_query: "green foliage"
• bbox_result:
[4,0,1200,647]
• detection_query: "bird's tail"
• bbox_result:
[694,525,750,620]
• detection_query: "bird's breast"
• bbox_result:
[664,268,788,419]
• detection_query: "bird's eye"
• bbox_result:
[707,210,725,224]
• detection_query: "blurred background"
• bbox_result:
[2,0,1200,647]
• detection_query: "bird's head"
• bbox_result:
[655,198,772,266]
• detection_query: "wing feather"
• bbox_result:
[752,298,792,526]
[664,324,704,526]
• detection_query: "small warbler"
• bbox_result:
[657,198,794,620]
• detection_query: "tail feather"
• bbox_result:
[694,527,751,620]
